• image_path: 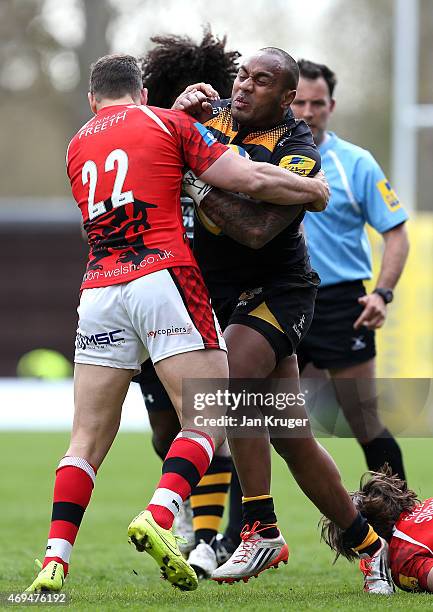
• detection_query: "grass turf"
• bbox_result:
[0,433,431,610]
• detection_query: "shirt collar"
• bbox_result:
[318,131,338,155]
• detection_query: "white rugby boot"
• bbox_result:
[211,521,288,584]
[173,498,194,556]
[188,540,218,579]
[359,537,395,595]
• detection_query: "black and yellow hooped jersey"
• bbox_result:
[193,99,321,297]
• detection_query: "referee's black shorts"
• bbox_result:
[296,280,376,371]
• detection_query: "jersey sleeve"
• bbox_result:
[352,152,409,232]
[172,111,229,176]
[271,123,321,177]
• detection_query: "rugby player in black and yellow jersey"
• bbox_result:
[175,47,395,593]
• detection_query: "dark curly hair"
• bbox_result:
[320,465,419,562]
[140,27,240,108]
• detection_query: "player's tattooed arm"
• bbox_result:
[200,189,303,249]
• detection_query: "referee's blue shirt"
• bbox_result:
[303,132,409,287]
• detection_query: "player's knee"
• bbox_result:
[270,437,295,463]
[270,435,314,465]
[67,418,120,468]
[215,437,231,457]
[198,425,226,455]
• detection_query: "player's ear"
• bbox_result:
[281,89,296,111]
[330,98,336,113]
[88,92,97,115]
[140,88,148,106]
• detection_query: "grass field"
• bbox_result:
[1,433,432,611]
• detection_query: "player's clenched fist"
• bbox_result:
[172,83,219,123]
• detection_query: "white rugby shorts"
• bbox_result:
[74,266,226,371]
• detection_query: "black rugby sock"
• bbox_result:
[242,495,279,539]
[224,467,243,545]
[361,429,406,480]
[342,512,381,556]
[191,455,232,545]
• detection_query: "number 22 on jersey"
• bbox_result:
[82,148,134,220]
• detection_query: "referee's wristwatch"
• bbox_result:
[373,287,394,304]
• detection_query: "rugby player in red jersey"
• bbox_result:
[25,54,328,593]
[321,467,433,593]
[135,32,245,572]
[173,47,395,594]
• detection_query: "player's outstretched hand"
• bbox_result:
[172,83,219,123]
[354,293,387,330]
[305,171,330,212]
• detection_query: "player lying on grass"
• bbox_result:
[321,466,433,593]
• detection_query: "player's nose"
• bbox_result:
[302,102,314,121]
[239,77,253,92]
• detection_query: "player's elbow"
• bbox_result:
[400,223,410,254]
[401,231,410,261]
[241,227,271,250]
[384,222,410,255]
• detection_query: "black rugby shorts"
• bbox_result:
[296,280,376,371]
[214,274,319,364]
[134,273,319,412]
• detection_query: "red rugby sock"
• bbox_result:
[42,457,96,576]
[147,429,214,529]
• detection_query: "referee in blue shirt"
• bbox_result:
[292,60,409,478]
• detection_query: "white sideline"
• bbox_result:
[0,379,150,431]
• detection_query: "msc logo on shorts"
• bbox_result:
[147,324,193,339]
[279,155,316,175]
[376,178,401,211]
[75,329,125,351]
